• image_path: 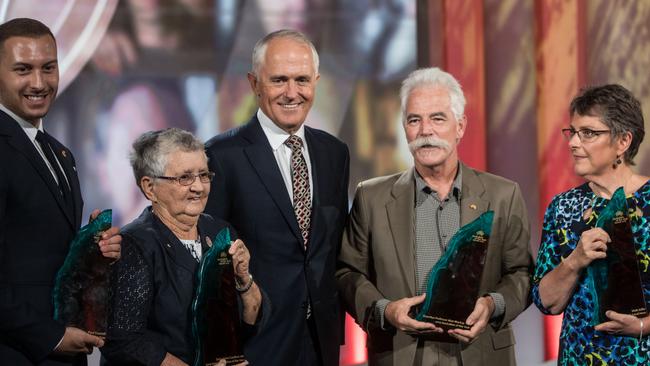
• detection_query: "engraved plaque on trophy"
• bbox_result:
[414,211,494,343]
[53,209,112,337]
[588,187,648,325]
[192,228,245,366]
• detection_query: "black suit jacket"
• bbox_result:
[205,116,349,366]
[102,207,242,365]
[0,111,84,365]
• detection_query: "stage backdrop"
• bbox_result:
[4,0,649,365]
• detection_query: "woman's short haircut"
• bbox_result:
[570,84,645,165]
[130,128,205,189]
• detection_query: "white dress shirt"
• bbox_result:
[0,103,70,188]
[257,109,313,205]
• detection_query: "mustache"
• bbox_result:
[408,136,451,153]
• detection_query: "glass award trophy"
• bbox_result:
[587,187,648,325]
[52,209,112,337]
[191,228,245,366]
[414,211,494,342]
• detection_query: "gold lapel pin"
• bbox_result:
[61,150,67,158]
[469,204,477,210]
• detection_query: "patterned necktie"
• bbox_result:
[285,135,311,249]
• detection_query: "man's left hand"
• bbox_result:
[89,209,121,261]
[448,295,495,343]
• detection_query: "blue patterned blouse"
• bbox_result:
[533,180,650,365]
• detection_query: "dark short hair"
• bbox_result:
[0,18,55,50]
[570,84,645,165]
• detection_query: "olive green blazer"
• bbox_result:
[336,163,533,366]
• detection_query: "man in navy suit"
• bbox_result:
[0,18,121,365]
[205,30,349,366]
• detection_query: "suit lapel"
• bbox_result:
[48,134,82,228]
[383,164,490,297]
[241,118,303,243]
[386,168,417,295]
[0,114,75,228]
[304,127,324,256]
[459,163,490,226]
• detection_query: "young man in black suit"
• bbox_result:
[0,18,121,365]
[205,30,349,366]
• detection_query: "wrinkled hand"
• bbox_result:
[89,209,121,261]
[161,352,188,366]
[448,296,495,343]
[595,311,646,337]
[567,228,610,271]
[54,327,104,355]
[229,239,251,284]
[384,294,441,333]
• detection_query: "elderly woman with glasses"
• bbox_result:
[533,84,649,365]
[102,128,262,366]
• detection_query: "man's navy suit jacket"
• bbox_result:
[0,110,84,365]
[205,116,349,366]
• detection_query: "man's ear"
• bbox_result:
[456,115,467,141]
[140,176,156,202]
[247,72,260,97]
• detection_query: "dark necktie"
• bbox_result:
[35,130,70,199]
[285,135,311,249]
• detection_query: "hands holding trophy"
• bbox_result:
[100,129,263,365]
[193,229,260,366]
[52,209,121,354]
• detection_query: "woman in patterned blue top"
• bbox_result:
[533,84,649,365]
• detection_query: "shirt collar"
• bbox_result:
[0,103,44,143]
[414,164,463,202]
[257,108,306,151]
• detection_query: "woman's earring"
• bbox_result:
[613,155,622,169]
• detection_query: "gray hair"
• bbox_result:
[570,84,645,165]
[400,67,466,121]
[130,128,205,187]
[251,29,319,76]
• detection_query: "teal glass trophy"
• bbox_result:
[415,211,494,342]
[191,228,245,366]
[53,209,112,337]
[587,187,647,325]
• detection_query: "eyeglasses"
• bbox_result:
[561,128,611,142]
[155,172,215,186]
